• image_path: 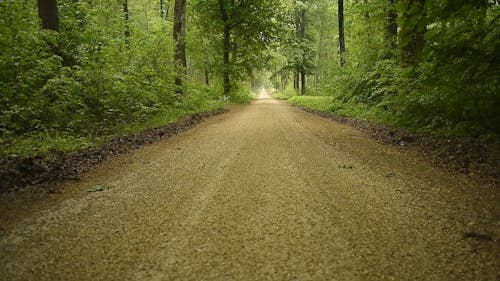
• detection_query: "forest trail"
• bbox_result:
[0,90,498,281]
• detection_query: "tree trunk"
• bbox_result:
[219,0,231,98]
[293,5,301,92]
[123,0,130,45]
[316,7,326,83]
[37,0,62,58]
[338,0,346,66]
[222,24,231,98]
[37,0,59,32]
[299,8,306,95]
[294,4,307,95]
[173,0,187,96]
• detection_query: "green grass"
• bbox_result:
[273,87,296,100]
[286,95,394,125]
[288,96,334,112]
[283,92,500,140]
[228,84,258,104]
[0,81,260,158]
[0,133,96,158]
[273,83,500,138]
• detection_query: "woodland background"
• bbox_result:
[0,0,499,157]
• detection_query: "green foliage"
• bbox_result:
[191,0,286,97]
[285,94,393,124]
[380,0,500,135]
[275,0,500,137]
[289,95,334,112]
[2,0,498,159]
[0,0,227,157]
[273,85,297,99]
[228,83,256,104]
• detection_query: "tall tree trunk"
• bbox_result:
[219,0,231,98]
[293,5,301,92]
[37,0,59,32]
[316,6,326,83]
[338,0,346,66]
[294,4,306,95]
[299,8,306,95]
[387,0,398,48]
[222,24,231,97]
[173,0,187,96]
[123,0,130,46]
[37,0,62,58]
[401,0,426,64]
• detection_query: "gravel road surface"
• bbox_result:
[1,91,498,280]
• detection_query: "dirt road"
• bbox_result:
[1,91,498,280]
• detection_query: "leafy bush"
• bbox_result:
[303,0,499,137]
[0,1,228,157]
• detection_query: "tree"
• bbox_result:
[293,2,303,91]
[193,0,283,98]
[173,0,187,95]
[219,0,231,97]
[37,0,61,57]
[338,0,345,66]
[297,5,307,95]
[37,0,59,32]
[123,0,130,45]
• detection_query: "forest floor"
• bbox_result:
[0,91,499,281]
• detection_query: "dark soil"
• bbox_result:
[0,110,226,193]
[295,106,500,185]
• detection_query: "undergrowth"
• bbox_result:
[287,94,393,126]
[275,84,497,138]
[0,88,227,158]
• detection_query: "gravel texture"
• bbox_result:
[0,110,226,192]
[0,91,498,281]
[292,106,500,183]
